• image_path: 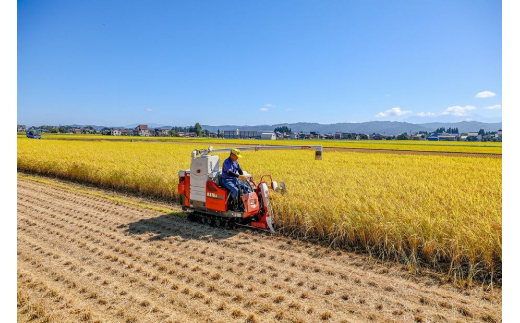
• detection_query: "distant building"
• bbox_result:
[17,125,26,132]
[339,132,354,140]
[134,124,150,136]
[466,132,481,141]
[100,127,111,134]
[260,132,276,140]
[223,129,239,139]
[67,127,80,134]
[437,135,457,141]
[111,129,121,136]
[239,131,259,139]
[274,131,284,139]
[223,129,265,139]
[481,134,498,142]
[82,127,95,134]
[154,128,170,137]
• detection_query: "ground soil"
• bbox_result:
[17,175,502,322]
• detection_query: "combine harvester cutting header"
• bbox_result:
[178,145,323,233]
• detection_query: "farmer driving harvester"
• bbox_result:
[221,148,252,211]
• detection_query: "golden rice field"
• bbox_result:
[17,138,502,282]
[20,133,502,154]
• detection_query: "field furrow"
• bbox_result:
[17,176,501,322]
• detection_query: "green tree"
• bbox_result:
[274,126,291,134]
[396,132,409,140]
[41,125,53,132]
[478,129,485,135]
[193,122,202,137]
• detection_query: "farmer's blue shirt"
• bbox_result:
[221,157,243,180]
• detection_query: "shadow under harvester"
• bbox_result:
[122,212,241,242]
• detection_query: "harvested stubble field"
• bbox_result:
[17,138,502,281]
[17,175,501,323]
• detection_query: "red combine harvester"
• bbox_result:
[178,145,323,233]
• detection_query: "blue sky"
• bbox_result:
[17,0,502,127]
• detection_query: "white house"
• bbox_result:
[111,129,121,136]
[261,132,276,140]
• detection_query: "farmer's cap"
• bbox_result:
[230,148,243,158]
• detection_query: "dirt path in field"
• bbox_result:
[39,137,501,158]
[17,175,501,323]
[323,147,502,158]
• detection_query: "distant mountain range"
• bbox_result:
[201,121,502,135]
[61,123,173,131]
[33,121,502,136]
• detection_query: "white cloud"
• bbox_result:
[146,108,153,112]
[475,91,496,98]
[260,103,275,112]
[286,108,292,111]
[441,105,476,116]
[417,112,435,117]
[375,107,412,118]
[484,104,501,110]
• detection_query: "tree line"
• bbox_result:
[435,127,459,134]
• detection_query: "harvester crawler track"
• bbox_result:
[187,211,274,233]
